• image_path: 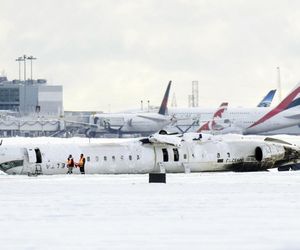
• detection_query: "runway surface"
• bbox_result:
[1,171,300,249]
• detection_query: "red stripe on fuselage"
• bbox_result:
[249,86,300,128]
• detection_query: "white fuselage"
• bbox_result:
[168,107,300,134]
[0,134,293,175]
[92,113,171,134]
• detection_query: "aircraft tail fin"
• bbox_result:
[197,102,228,132]
[212,102,228,119]
[257,89,276,107]
[250,83,300,128]
[158,81,172,115]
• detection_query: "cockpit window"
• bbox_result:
[0,160,24,171]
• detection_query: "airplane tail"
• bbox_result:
[158,81,171,115]
[212,102,228,119]
[197,102,228,132]
[250,83,300,128]
[257,89,276,107]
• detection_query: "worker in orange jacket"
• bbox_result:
[77,153,86,174]
[67,154,74,174]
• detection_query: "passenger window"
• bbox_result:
[104,156,107,161]
[137,155,140,160]
[183,154,187,160]
[87,156,90,162]
[173,148,179,162]
[120,155,124,160]
[162,148,169,162]
[96,156,99,162]
[112,156,115,161]
[227,152,230,158]
[129,155,132,160]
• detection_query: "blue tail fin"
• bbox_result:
[158,81,172,115]
[249,83,300,128]
[257,89,276,107]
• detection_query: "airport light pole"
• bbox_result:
[15,56,24,82]
[27,56,37,82]
[22,55,27,82]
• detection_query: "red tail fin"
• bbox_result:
[197,102,228,132]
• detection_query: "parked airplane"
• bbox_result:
[167,89,276,134]
[89,81,174,136]
[0,131,299,175]
[196,90,275,132]
[170,83,300,135]
[257,89,276,107]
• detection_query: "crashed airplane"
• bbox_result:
[0,132,299,175]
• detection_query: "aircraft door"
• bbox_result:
[26,148,36,163]
[154,146,185,173]
[26,148,42,163]
[35,148,42,163]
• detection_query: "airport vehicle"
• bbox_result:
[90,81,174,136]
[170,83,300,135]
[0,131,299,175]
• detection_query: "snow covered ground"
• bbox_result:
[1,171,300,250]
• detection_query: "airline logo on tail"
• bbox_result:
[249,83,300,128]
[197,102,228,132]
[257,89,276,107]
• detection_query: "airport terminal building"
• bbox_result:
[0,76,63,116]
[0,76,102,137]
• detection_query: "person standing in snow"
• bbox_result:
[67,154,74,174]
[77,153,86,174]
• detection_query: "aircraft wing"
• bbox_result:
[284,114,300,119]
[264,137,293,145]
[64,120,98,128]
[148,134,182,147]
[137,114,170,122]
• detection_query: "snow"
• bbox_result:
[1,172,300,249]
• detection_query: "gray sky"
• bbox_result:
[1,0,300,112]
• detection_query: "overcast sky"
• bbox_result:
[1,0,300,112]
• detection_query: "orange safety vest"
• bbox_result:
[79,157,84,167]
[67,158,74,166]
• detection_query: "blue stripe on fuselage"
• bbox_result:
[285,97,300,110]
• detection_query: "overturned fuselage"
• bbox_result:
[0,133,299,175]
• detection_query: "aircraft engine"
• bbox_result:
[254,144,285,163]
